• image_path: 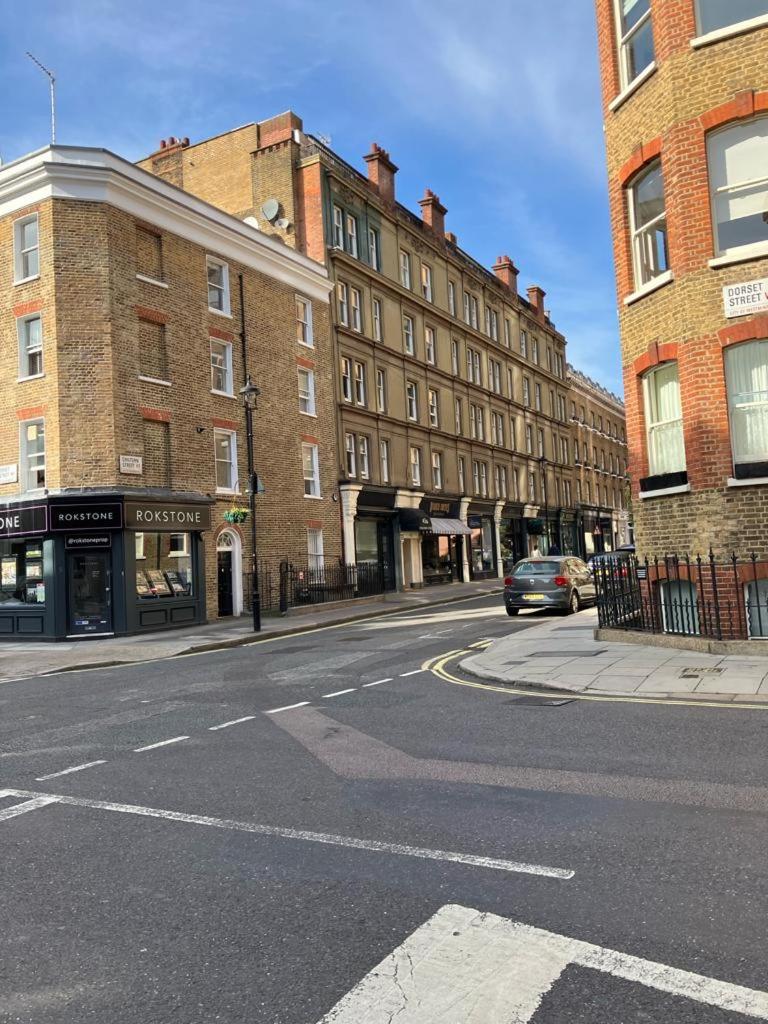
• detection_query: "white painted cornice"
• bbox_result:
[0,146,332,303]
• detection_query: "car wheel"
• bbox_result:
[506,606,519,616]
[568,591,580,615]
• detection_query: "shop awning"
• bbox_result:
[428,517,472,536]
[399,509,432,532]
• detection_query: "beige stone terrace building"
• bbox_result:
[140,114,627,586]
[0,145,337,639]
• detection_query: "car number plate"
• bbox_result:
[524,593,545,600]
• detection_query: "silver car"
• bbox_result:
[504,557,597,616]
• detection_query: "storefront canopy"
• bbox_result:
[427,517,472,536]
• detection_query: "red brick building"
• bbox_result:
[595,0,768,565]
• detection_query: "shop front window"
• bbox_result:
[0,540,45,605]
[471,519,495,575]
[422,535,457,584]
[135,532,193,599]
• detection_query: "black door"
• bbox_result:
[378,521,396,591]
[217,550,233,616]
[68,551,113,636]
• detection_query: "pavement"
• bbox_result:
[461,606,768,702]
[0,593,766,1022]
[0,579,502,684]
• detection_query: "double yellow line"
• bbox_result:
[422,647,768,712]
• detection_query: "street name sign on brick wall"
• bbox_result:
[723,277,768,318]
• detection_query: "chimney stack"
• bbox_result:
[364,143,398,203]
[444,231,457,246]
[527,285,546,320]
[418,189,447,237]
[492,255,519,296]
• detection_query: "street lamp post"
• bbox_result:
[539,455,549,550]
[240,375,261,632]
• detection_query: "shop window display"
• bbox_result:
[135,532,193,598]
[0,540,45,605]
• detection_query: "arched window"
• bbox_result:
[642,363,685,476]
[708,115,768,256]
[725,340,768,471]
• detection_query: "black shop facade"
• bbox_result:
[0,491,213,640]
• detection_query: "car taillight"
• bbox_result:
[503,577,513,586]
[553,576,569,587]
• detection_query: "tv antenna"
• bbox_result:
[26,52,56,144]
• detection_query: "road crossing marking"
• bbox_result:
[208,716,256,731]
[133,736,189,752]
[317,904,768,1022]
[321,688,357,698]
[265,701,311,714]
[35,760,106,781]
[0,789,573,879]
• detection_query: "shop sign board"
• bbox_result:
[65,534,112,550]
[51,503,122,532]
[723,276,768,318]
[467,515,483,528]
[124,501,211,531]
[0,504,47,538]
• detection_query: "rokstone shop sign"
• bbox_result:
[0,504,48,538]
[50,503,123,532]
[124,502,212,531]
[723,276,768,318]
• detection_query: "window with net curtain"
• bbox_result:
[708,116,768,255]
[725,341,768,466]
[643,363,686,476]
[696,0,768,34]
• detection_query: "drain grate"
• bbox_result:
[679,666,725,678]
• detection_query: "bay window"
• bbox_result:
[725,340,768,471]
[643,363,686,476]
[614,0,655,90]
[629,161,669,288]
[707,116,768,256]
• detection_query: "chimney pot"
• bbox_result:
[418,189,447,237]
[364,142,398,203]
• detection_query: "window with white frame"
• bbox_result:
[458,456,466,493]
[490,359,501,393]
[345,432,356,476]
[406,381,418,420]
[526,424,533,454]
[333,205,344,248]
[495,465,507,498]
[532,338,539,364]
[472,460,480,494]
[448,281,456,317]
[341,357,352,402]
[210,338,233,395]
[409,446,422,486]
[358,436,370,479]
[564,480,572,507]
[400,250,412,289]
[354,361,366,405]
[463,291,471,325]
[432,451,443,490]
[466,347,481,384]
[380,438,390,483]
[372,298,382,341]
[708,116,768,256]
[403,315,415,355]
[643,362,686,476]
[725,340,768,467]
[507,367,513,399]
[488,309,499,341]
[504,318,511,348]
[428,388,439,428]
[470,296,478,329]
[628,160,669,288]
[307,528,324,571]
[455,397,463,434]
[491,412,504,447]
[583,441,589,463]
[337,282,349,326]
[421,263,433,302]
[350,288,362,332]
[520,329,528,359]
[207,256,230,315]
[470,403,484,440]
[20,418,45,491]
[302,442,321,496]
[561,437,569,464]
[425,326,436,365]
[368,227,381,271]
[296,296,313,347]
[614,0,654,91]
[14,214,39,283]
[537,428,545,458]
[513,468,520,501]
[18,314,43,379]
[534,383,542,411]
[214,428,237,492]
[695,0,768,35]
[346,213,358,258]
[522,376,530,406]
[376,368,387,413]
[509,417,516,450]
[298,367,316,416]
[451,339,459,376]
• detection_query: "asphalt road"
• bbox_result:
[0,593,766,1023]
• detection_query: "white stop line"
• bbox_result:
[318,904,768,1023]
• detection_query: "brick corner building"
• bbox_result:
[595,0,768,560]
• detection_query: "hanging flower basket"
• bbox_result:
[223,507,249,524]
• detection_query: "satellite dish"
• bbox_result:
[243,215,259,229]
[275,218,291,230]
[261,198,280,223]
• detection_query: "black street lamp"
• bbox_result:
[539,454,549,548]
[240,375,261,632]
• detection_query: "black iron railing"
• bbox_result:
[278,560,386,613]
[594,551,768,641]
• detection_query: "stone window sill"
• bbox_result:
[624,270,674,307]
[136,274,169,289]
[691,14,768,48]
[138,375,172,387]
[709,242,768,269]
[608,62,657,113]
[639,483,691,499]
[727,476,768,488]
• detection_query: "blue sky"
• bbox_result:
[1,0,622,394]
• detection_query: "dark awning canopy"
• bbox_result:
[428,517,472,536]
[399,509,431,532]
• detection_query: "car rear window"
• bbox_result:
[513,561,561,576]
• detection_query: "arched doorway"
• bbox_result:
[217,529,243,617]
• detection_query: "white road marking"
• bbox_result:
[0,789,573,880]
[321,688,357,698]
[133,736,189,752]
[317,904,768,1023]
[399,669,425,677]
[35,760,106,781]
[0,796,59,822]
[265,701,311,714]
[362,678,392,687]
[208,716,256,731]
